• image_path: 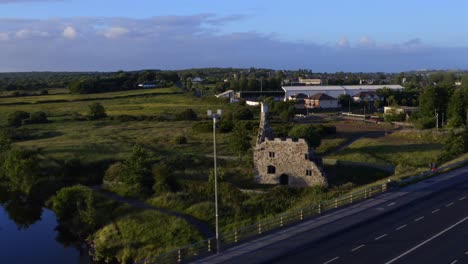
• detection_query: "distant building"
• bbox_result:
[304,93,339,109]
[191,77,204,83]
[455,81,462,86]
[298,77,322,85]
[138,83,157,88]
[352,91,380,103]
[282,85,404,101]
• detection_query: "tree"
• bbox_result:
[7,111,30,127]
[120,145,153,196]
[87,102,107,120]
[288,125,321,148]
[447,89,466,127]
[52,185,97,234]
[228,123,252,160]
[1,148,40,194]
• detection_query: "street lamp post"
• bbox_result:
[207,109,222,253]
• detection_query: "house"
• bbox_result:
[304,93,339,109]
[352,91,380,103]
[253,103,327,187]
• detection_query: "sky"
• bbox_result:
[1,0,468,72]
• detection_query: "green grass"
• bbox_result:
[329,133,442,169]
[0,87,179,104]
[92,210,203,263]
[315,137,347,155]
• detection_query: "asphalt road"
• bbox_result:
[270,178,468,264]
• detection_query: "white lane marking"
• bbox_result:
[396,224,407,230]
[387,202,396,206]
[432,209,440,214]
[460,196,466,201]
[465,251,468,255]
[446,202,454,207]
[323,256,340,264]
[414,216,424,222]
[351,244,365,252]
[375,234,388,240]
[450,260,458,264]
[385,216,468,264]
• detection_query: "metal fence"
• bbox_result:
[137,183,388,264]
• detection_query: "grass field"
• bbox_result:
[328,130,443,171]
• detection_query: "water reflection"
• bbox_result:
[0,186,93,264]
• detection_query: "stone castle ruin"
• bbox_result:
[253,103,328,187]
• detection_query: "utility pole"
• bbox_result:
[435,110,439,130]
[348,98,351,113]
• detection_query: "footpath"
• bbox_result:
[194,165,468,264]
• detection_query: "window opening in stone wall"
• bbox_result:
[306,170,312,176]
[269,152,275,158]
[305,154,309,160]
[267,165,276,174]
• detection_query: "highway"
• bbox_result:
[271,177,468,264]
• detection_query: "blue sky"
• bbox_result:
[1,0,468,72]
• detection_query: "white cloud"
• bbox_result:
[0,32,9,41]
[337,37,349,48]
[103,27,129,39]
[0,16,467,72]
[15,29,49,39]
[63,26,77,39]
[358,36,376,47]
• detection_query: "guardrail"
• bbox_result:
[137,183,388,264]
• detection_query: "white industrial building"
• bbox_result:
[282,85,404,101]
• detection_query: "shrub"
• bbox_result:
[173,135,187,144]
[7,111,30,127]
[288,124,321,148]
[104,162,124,182]
[176,108,197,121]
[87,102,107,120]
[413,116,435,129]
[192,122,212,133]
[28,111,49,124]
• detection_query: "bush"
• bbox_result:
[288,124,321,148]
[51,185,97,234]
[176,109,197,121]
[413,116,435,129]
[384,112,406,122]
[87,102,107,120]
[192,122,212,133]
[104,162,124,182]
[173,135,187,144]
[28,111,49,124]
[7,111,30,127]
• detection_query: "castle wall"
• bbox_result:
[254,138,327,187]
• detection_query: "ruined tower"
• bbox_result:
[253,103,327,187]
[257,102,274,145]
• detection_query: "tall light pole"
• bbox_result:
[207,109,222,253]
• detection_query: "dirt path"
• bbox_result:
[90,186,215,239]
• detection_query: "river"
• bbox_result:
[0,204,93,264]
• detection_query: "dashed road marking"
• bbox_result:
[323,256,340,264]
[387,202,396,207]
[446,202,454,207]
[375,234,388,240]
[414,216,424,222]
[450,260,458,264]
[459,196,466,201]
[351,244,365,252]
[396,224,407,230]
[385,216,468,264]
[432,209,440,214]
[465,251,468,255]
